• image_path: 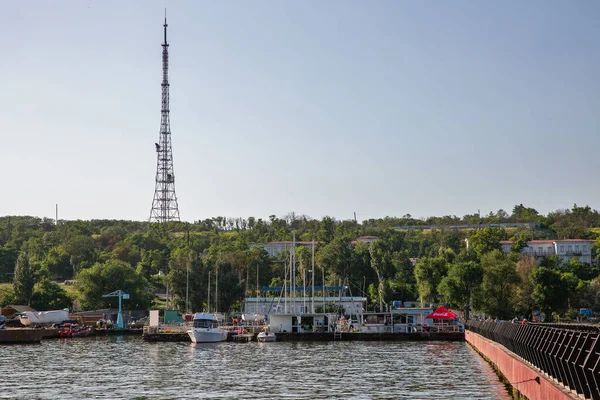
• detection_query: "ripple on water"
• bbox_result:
[0,337,510,400]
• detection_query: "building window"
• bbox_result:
[559,245,565,253]
[575,245,580,253]
[568,245,572,253]
[548,246,553,254]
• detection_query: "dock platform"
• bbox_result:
[232,333,255,343]
[142,325,190,342]
[141,327,463,342]
[0,329,44,344]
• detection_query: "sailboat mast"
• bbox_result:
[245,268,249,299]
[215,267,218,313]
[292,233,296,315]
[283,257,287,313]
[207,271,211,313]
[303,268,306,314]
[312,238,315,313]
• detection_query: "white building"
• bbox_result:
[243,296,365,316]
[500,239,595,264]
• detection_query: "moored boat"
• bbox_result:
[187,312,228,343]
[19,309,70,327]
[257,327,276,342]
[58,323,94,338]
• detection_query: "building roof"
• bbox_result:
[1,305,36,316]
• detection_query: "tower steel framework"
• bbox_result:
[150,15,180,222]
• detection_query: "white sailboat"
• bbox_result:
[242,265,266,323]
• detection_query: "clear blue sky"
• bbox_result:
[2,1,599,222]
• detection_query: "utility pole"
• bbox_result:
[150,12,180,222]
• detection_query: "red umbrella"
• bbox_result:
[426,306,457,320]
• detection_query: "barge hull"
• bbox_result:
[0,329,44,344]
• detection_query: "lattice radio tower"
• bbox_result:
[150,14,180,222]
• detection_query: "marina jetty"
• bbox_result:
[466,320,597,400]
[142,304,465,343]
[0,328,44,344]
[142,325,463,343]
[0,326,142,343]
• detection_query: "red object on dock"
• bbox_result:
[426,306,457,320]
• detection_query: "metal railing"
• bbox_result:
[467,320,600,400]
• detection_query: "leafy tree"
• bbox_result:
[318,216,336,243]
[511,204,540,222]
[511,234,530,254]
[479,250,519,319]
[316,238,352,285]
[531,266,577,318]
[30,279,72,311]
[13,251,36,305]
[0,284,15,307]
[41,246,71,280]
[438,261,483,320]
[468,228,505,260]
[414,256,447,306]
[514,257,536,317]
[572,279,600,311]
[167,248,206,312]
[137,249,170,280]
[62,234,96,276]
[388,251,417,302]
[566,258,600,281]
[76,260,152,310]
[369,241,394,311]
[0,244,18,283]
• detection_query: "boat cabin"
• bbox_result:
[359,307,434,333]
[192,312,219,329]
[269,313,340,333]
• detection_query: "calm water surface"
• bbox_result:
[1,336,510,399]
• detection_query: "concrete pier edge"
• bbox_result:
[465,330,582,400]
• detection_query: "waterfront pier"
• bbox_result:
[466,320,599,400]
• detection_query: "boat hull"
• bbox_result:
[187,328,228,343]
[19,310,69,327]
[257,332,276,342]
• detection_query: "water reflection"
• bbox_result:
[0,337,509,399]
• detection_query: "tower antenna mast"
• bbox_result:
[150,12,180,222]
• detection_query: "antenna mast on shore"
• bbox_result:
[150,11,180,222]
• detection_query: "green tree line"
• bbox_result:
[0,204,599,321]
